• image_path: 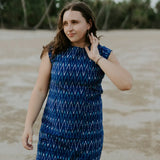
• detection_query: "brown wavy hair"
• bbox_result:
[40,1,98,59]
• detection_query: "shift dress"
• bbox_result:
[36,44,112,160]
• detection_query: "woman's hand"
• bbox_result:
[22,126,33,150]
[85,33,101,63]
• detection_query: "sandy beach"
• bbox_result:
[0,29,160,160]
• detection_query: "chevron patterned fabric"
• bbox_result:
[36,44,112,160]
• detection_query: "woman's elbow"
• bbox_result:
[118,78,133,91]
[119,83,132,91]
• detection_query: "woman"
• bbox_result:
[22,1,132,160]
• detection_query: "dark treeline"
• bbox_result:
[0,0,160,30]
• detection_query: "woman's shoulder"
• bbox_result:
[98,44,112,59]
[98,44,112,52]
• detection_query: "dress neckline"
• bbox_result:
[70,44,102,50]
[70,44,91,50]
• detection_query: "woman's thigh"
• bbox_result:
[36,132,103,160]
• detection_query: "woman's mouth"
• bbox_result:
[68,33,75,37]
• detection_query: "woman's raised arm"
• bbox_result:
[98,52,133,91]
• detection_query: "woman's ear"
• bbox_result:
[88,19,92,30]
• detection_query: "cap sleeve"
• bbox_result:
[48,50,54,64]
[98,44,112,59]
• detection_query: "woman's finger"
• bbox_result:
[91,33,95,40]
[22,133,33,150]
[27,133,33,149]
[95,37,99,46]
[85,46,90,54]
[23,135,30,149]
[28,133,32,145]
[91,33,98,46]
[22,134,27,147]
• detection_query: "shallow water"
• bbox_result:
[0,29,160,160]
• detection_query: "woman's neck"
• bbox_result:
[71,42,89,48]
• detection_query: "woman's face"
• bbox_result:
[63,10,91,47]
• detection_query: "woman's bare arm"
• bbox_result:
[22,52,51,150]
[97,52,133,90]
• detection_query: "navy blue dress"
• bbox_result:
[36,44,111,160]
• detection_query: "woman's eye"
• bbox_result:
[72,21,78,24]
[63,22,67,26]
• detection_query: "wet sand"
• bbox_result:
[0,29,160,160]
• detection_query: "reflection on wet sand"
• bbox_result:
[0,29,160,160]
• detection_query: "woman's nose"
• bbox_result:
[68,24,73,30]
